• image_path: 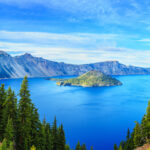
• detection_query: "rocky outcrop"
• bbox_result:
[0,50,150,78]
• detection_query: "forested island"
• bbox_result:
[115,101,150,150]
[0,76,92,150]
[50,71,122,87]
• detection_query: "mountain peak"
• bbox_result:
[23,53,33,57]
[0,50,11,57]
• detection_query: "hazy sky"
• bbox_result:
[0,0,150,66]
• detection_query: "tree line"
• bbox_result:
[0,76,92,150]
[114,101,150,150]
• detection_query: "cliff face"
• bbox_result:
[0,51,150,78]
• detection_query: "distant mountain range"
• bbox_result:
[1,50,150,79]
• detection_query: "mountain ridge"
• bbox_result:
[1,50,150,78]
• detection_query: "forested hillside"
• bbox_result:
[115,101,150,150]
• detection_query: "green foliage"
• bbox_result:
[133,122,142,147]
[17,76,32,150]
[56,71,122,87]
[0,76,90,150]
[75,142,81,150]
[4,118,14,147]
[58,124,65,150]
[1,139,7,150]
[114,144,117,150]
[65,144,71,150]
[117,100,150,150]
[0,139,13,150]
[90,146,93,150]
[75,142,87,150]
[30,145,36,150]
[0,84,7,141]
[118,145,123,150]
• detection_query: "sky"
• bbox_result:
[0,0,150,66]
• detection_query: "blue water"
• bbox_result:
[0,75,150,150]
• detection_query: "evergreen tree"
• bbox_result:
[17,76,32,150]
[133,122,142,148]
[114,144,117,150]
[3,88,17,122]
[81,144,86,150]
[118,145,123,150]
[4,118,14,147]
[90,146,93,150]
[38,119,46,150]
[126,128,130,140]
[65,145,71,150]
[3,88,17,141]
[141,115,147,143]
[45,123,51,150]
[0,77,89,150]
[147,101,150,139]
[75,142,81,150]
[58,124,65,150]
[51,117,58,150]
[30,104,40,148]
[0,84,6,142]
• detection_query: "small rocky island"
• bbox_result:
[50,71,122,87]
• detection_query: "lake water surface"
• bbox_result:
[1,75,150,150]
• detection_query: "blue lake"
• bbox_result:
[0,75,150,150]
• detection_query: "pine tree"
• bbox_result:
[141,114,147,143]
[51,117,58,150]
[133,122,142,148]
[4,118,14,147]
[0,84,6,142]
[81,144,86,150]
[127,128,130,140]
[38,119,46,150]
[114,144,117,150]
[17,76,32,150]
[30,104,40,148]
[90,146,93,150]
[45,123,51,150]
[58,124,65,150]
[75,142,81,150]
[65,145,71,150]
[118,145,123,150]
[147,101,150,139]
[3,88,17,141]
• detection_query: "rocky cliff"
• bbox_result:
[0,51,150,78]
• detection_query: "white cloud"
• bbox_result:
[0,30,119,49]
[1,40,150,67]
[0,30,150,67]
[138,39,150,42]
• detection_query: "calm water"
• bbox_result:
[1,75,150,150]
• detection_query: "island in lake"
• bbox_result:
[50,71,122,87]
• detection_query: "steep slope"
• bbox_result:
[54,71,122,87]
[0,50,150,78]
[0,51,27,78]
